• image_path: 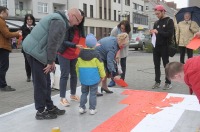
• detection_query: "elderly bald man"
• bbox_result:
[22,8,83,120]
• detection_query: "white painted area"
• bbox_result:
[131,93,200,132]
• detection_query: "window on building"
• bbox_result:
[19,2,23,10]
[90,5,93,18]
[114,10,116,21]
[84,26,88,35]
[0,0,7,7]
[99,7,102,19]
[125,0,130,6]
[133,3,137,9]
[83,3,87,17]
[118,0,120,4]
[38,2,48,13]
[104,8,107,19]
[114,0,116,2]
[146,6,149,10]
[90,27,95,34]
[108,9,111,20]
[141,6,143,11]
[118,14,120,21]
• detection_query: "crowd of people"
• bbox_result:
[0,4,200,120]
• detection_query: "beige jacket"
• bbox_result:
[176,20,199,47]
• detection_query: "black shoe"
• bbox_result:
[47,106,65,115]
[27,76,31,82]
[101,87,113,93]
[0,86,16,91]
[96,92,103,97]
[35,111,57,120]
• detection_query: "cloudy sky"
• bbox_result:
[165,0,188,8]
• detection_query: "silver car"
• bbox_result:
[129,33,151,50]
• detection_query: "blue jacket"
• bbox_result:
[95,36,119,76]
[22,11,69,65]
[76,48,106,85]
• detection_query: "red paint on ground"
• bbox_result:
[92,90,184,132]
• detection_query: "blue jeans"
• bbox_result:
[80,83,98,110]
[0,49,9,88]
[26,55,54,112]
[58,55,77,98]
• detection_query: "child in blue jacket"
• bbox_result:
[76,34,106,115]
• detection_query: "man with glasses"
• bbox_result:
[0,6,22,91]
[22,8,83,120]
[150,5,175,90]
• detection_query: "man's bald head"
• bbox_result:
[67,8,83,26]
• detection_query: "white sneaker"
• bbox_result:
[89,109,97,115]
[79,107,87,114]
[163,83,172,90]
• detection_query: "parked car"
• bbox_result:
[129,33,151,50]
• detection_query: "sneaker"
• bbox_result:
[152,82,161,89]
[89,109,97,115]
[0,86,16,91]
[79,107,87,114]
[27,76,31,82]
[163,83,172,90]
[108,80,116,87]
[47,106,65,115]
[60,98,70,107]
[35,110,57,120]
[70,95,80,102]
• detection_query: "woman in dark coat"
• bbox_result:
[21,14,36,82]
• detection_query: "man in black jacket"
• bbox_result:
[150,5,175,90]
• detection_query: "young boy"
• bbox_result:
[76,34,106,115]
[165,56,200,103]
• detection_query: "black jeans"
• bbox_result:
[120,57,126,80]
[0,49,9,88]
[23,52,31,78]
[26,55,54,112]
[179,46,193,64]
[153,46,171,84]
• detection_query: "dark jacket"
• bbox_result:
[21,25,34,41]
[21,25,34,53]
[153,17,174,46]
[57,26,85,54]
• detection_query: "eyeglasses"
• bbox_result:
[73,15,80,23]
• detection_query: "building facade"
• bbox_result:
[144,0,177,29]
[188,0,200,7]
[1,0,149,39]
